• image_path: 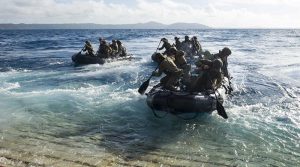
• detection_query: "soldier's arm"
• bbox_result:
[83,45,87,51]
[195,59,212,67]
[198,43,202,53]
[152,62,165,76]
[152,67,163,77]
[86,45,93,51]
[200,59,213,66]
[152,70,161,77]
[158,43,165,50]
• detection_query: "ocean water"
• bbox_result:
[0,29,299,166]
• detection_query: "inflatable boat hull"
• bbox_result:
[72,53,105,65]
[146,81,229,114]
[72,53,132,65]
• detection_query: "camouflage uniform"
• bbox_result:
[98,41,112,58]
[83,41,95,56]
[110,40,119,57]
[174,50,191,85]
[174,37,182,50]
[182,36,192,47]
[191,59,223,92]
[117,43,127,57]
[212,47,232,78]
[181,36,193,56]
[158,38,172,55]
[191,37,202,55]
[202,50,214,60]
[152,53,183,91]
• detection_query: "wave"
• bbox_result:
[0,82,20,92]
[1,29,300,166]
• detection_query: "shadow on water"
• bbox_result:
[43,93,226,163]
[56,106,231,165]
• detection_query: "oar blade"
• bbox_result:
[216,101,228,119]
[138,79,150,95]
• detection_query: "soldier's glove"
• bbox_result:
[152,71,159,76]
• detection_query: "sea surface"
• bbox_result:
[0,29,299,166]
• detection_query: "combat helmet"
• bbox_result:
[151,52,166,62]
[220,47,231,56]
[168,47,177,54]
[161,38,168,42]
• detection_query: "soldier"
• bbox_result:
[167,47,189,71]
[191,58,223,92]
[83,41,95,56]
[202,50,214,60]
[99,37,103,43]
[116,40,127,57]
[110,40,119,57]
[181,36,193,56]
[167,47,191,87]
[158,38,172,55]
[96,37,103,56]
[191,36,202,56]
[174,37,181,50]
[151,53,183,91]
[166,47,176,61]
[98,40,112,58]
[182,36,192,47]
[173,49,191,85]
[213,47,232,78]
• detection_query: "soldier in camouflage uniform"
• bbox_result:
[116,40,127,57]
[174,37,182,50]
[158,38,172,55]
[191,58,223,92]
[83,41,95,56]
[98,40,112,58]
[213,47,232,78]
[110,40,119,57]
[151,53,183,91]
[191,36,202,56]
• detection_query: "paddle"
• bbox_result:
[138,40,162,95]
[228,77,233,94]
[138,64,159,95]
[208,75,228,119]
[78,47,84,54]
[215,93,228,119]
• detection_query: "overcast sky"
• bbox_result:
[1,0,300,28]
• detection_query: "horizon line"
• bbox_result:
[0,22,299,29]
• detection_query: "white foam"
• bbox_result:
[49,61,64,65]
[0,82,20,92]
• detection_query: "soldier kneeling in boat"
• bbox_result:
[110,40,119,57]
[201,47,232,78]
[116,40,127,57]
[167,47,191,85]
[151,53,183,91]
[173,37,182,50]
[83,41,95,56]
[97,40,112,58]
[191,36,202,56]
[190,58,223,92]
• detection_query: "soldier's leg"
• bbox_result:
[181,64,191,85]
[165,73,182,91]
[160,76,170,87]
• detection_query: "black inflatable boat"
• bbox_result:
[146,79,230,115]
[72,52,132,65]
